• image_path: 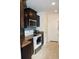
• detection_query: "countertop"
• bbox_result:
[21,35,33,48]
[21,32,43,48]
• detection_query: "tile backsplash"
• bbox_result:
[24,28,34,36]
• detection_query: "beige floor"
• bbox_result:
[32,41,59,59]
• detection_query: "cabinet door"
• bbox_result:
[24,8,37,20]
[29,12,37,20]
[24,17,29,28]
[37,15,40,27]
[21,41,33,59]
[21,46,28,59]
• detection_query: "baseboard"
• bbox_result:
[50,41,59,43]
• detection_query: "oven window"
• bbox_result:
[37,37,41,44]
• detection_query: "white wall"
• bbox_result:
[37,12,48,45]
[48,13,59,41]
[37,12,59,45]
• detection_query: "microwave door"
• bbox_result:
[29,19,37,27]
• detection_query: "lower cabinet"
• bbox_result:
[21,41,33,59]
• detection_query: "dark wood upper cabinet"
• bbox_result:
[24,8,40,28]
[24,8,37,20]
[37,15,40,27]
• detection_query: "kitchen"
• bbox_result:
[20,0,59,59]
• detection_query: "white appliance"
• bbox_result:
[33,34,42,53]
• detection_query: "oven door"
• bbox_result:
[33,34,42,50]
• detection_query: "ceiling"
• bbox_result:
[26,0,59,13]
